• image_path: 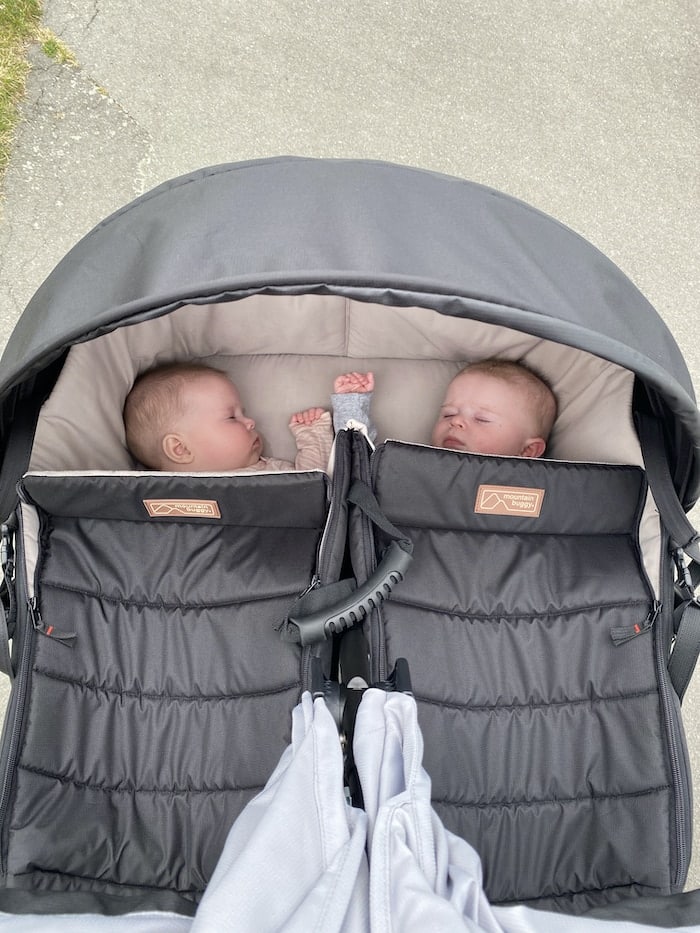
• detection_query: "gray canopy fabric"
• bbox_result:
[0,157,698,501]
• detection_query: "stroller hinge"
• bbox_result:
[311,656,413,809]
[673,547,695,598]
[0,522,16,632]
[611,600,661,646]
[0,521,15,574]
[310,656,413,729]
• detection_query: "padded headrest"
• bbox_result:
[30,295,641,472]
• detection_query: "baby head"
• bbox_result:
[431,359,557,458]
[123,362,262,471]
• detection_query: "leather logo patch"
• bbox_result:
[143,499,222,519]
[474,485,544,518]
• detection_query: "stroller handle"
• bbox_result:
[289,541,413,646]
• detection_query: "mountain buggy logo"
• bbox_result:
[143,499,222,519]
[475,485,544,518]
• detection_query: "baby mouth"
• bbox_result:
[443,436,465,449]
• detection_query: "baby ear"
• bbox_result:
[162,433,194,465]
[521,437,547,459]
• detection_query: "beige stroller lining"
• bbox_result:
[29,293,661,591]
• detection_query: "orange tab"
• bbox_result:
[474,485,544,518]
[143,499,221,519]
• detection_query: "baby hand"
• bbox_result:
[290,407,328,427]
[334,371,374,394]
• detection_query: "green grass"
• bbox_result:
[0,0,76,180]
[0,0,42,174]
[37,27,76,66]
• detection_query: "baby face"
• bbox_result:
[430,371,546,458]
[176,372,262,470]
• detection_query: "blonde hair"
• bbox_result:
[123,362,227,468]
[458,359,557,440]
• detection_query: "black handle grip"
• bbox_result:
[290,541,413,646]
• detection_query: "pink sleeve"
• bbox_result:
[289,411,333,471]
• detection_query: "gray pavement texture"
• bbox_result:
[0,0,699,896]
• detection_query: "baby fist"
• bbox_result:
[290,407,327,427]
[334,371,374,394]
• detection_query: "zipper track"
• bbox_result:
[657,635,690,887]
[357,435,382,682]
[656,558,691,889]
[0,505,36,876]
[301,468,342,690]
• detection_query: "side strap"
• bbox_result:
[636,410,700,562]
[637,411,700,701]
[0,518,15,681]
[0,358,65,522]
[0,396,40,524]
[0,600,12,682]
[346,481,413,555]
[669,599,700,702]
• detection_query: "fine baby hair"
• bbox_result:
[431,357,558,458]
[123,362,238,470]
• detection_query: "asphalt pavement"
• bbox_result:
[0,0,699,893]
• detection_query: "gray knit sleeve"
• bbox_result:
[331,392,377,442]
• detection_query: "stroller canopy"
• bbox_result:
[1,156,698,502]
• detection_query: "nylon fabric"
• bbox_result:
[22,472,329,528]
[5,471,333,899]
[368,441,681,909]
[372,446,646,535]
[0,692,698,930]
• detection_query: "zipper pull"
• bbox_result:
[297,574,321,600]
[28,597,76,644]
[611,600,661,646]
[275,575,322,641]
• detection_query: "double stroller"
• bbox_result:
[0,157,699,929]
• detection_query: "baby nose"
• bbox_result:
[243,416,255,430]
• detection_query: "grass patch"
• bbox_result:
[0,1,77,180]
[0,0,43,173]
[37,26,76,66]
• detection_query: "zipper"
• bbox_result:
[656,561,692,888]
[301,468,342,690]
[610,600,661,646]
[27,595,76,643]
[297,574,321,603]
[15,488,76,645]
[0,624,33,877]
[657,628,691,887]
[0,506,37,874]
[634,520,690,887]
[349,433,382,682]
[615,506,690,885]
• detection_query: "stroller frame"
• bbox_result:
[0,157,698,923]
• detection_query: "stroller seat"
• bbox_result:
[362,441,679,910]
[0,158,698,925]
[9,470,335,904]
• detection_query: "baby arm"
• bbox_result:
[331,372,376,441]
[289,408,333,471]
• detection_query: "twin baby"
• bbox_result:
[123,359,557,472]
